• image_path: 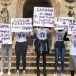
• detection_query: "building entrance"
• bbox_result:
[23,0,52,45]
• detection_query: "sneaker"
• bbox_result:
[23,70,26,76]
[8,71,11,76]
[0,72,3,76]
[61,73,66,76]
[16,70,19,76]
[43,70,46,76]
[37,70,40,76]
[54,73,57,76]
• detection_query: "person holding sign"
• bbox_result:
[0,24,13,76]
[14,32,28,76]
[54,29,67,76]
[67,34,76,76]
[34,27,53,76]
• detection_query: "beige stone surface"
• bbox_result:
[0,0,75,18]
[3,74,76,76]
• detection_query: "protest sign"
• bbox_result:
[0,23,12,44]
[11,18,32,32]
[33,7,54,27]
[54,17,73,30]
[68,19,76,34]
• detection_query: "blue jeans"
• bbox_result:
[0,44,12,72]
[54,41,65,74]
[34,38,48,52]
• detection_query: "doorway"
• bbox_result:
[23,0,52,18]
[23,0,52,45]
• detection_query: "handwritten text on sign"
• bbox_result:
[33,7,54,27]
[0,23,12,44]
[11,18,32,32]
[68,19,76,34]
[54,17,73,30]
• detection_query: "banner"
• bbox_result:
[33,7,54,27]
[54,17,73,30]
[68,19,76,34]
[11,18,32,32]
[0,23,12,44]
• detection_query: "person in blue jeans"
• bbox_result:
[0,44,12,76]
[0,32,13,76]
[54,30,66,76]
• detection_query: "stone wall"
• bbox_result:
[0,0,75,18]
[0,0,76,49]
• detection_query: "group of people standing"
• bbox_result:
[0,26,76,76]
[0,5,75,76]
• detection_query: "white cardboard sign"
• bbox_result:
[11,18,32,32]
[68,19,76,34]
[0,23,12,44]
[54,17,73,30]
[33,7,54,27]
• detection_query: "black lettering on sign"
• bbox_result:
[22,26,31,30]
[69,20,73,25]
[12,19,31,25]
[73,20,76,25]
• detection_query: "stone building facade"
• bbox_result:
[0,0,76,19]
[0,0,76,49]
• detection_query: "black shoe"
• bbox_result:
[37,70,40,76]
[43,70,47,76]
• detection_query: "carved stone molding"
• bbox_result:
[1,0,11,5]
[16,0,59,17]
[64,0,75,3]
[0,0,11,23]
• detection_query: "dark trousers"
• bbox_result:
[35,38,47,76]
[70,71,75,76]
[36,51,47,76]
[15,42,27,71]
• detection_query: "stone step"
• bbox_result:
[3,67,70,74]
[4,61,69,67]
[0,52,70,57]
[0,47,71,74]
[9,50,70,54]
[26,53,70,57]
[2,58,70,63]
[3,56,70,61]
[3,60,69,63]
[0,74,72,76]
